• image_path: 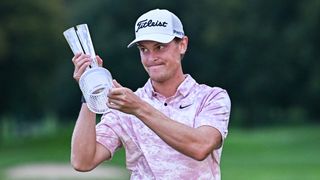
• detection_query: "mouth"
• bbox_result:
[148,64,164,70]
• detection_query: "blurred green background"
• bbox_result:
[0,0,319,179]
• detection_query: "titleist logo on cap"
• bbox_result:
[136,19,168,32]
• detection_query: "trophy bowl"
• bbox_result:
[79,67,113,113]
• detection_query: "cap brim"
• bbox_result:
[127,34,175,48]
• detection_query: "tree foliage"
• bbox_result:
[0,0,319,126]
[0,0,73,119]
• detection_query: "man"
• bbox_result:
[71,9,231,179]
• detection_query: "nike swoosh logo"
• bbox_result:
[179,104,192,109]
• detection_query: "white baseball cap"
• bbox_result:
[127,9,185,48]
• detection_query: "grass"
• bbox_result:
[1,123,319,179]
[0,124,126,179]
[221,125,320,180]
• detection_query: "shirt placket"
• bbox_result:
[153,93,172,118]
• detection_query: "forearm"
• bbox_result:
[71,103,97,170]
[106,82,222,160]
[135,102,221,161]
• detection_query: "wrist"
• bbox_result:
[134,101,152,120]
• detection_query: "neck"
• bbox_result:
[152,73,186,98]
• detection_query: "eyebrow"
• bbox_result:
[136,43,143,48]
[136,42,166,48]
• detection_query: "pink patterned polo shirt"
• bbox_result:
[96,75,231,180]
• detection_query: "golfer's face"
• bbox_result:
[137,40,183,83]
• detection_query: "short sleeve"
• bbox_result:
[194,88,231,140]
[96,111,122,157]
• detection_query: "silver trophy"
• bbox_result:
[63,24,113,114]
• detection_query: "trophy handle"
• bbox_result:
[63,24,98,68]
[76,24,98,68]
[63,27,84,55]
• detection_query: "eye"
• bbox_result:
[139,47,148,53]
[157,45,165,50]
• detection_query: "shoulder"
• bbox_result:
[134,87,146,97]
[134,80,153,98]
[185,75,229,98]
[196,83,229,98]
[194,83,231,108]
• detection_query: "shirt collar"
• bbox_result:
[143,74,197,98]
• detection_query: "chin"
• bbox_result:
[149,73,168,83]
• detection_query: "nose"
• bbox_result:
[147,51,158,62]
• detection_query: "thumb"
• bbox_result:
[96,55,103,67]
[113,79,123,88]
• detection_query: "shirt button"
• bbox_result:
[164,103,168,106]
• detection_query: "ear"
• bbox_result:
[180,36,189,54]
[179,36,188,54]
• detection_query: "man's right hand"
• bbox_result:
[72,53,104,82]
[72,53,91,82]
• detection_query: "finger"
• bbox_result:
[73,54,90,66]
[108,88,125,97]
[106,100,117,109]
[72,52,87,61]
[72,53,81,63]
[75,57,91,68]
[107,99,123,109]
[73,56,91,82]
[75,52,82,57]
[113,80,123,88]
[77,61,91,74]
[96,55,103,67]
